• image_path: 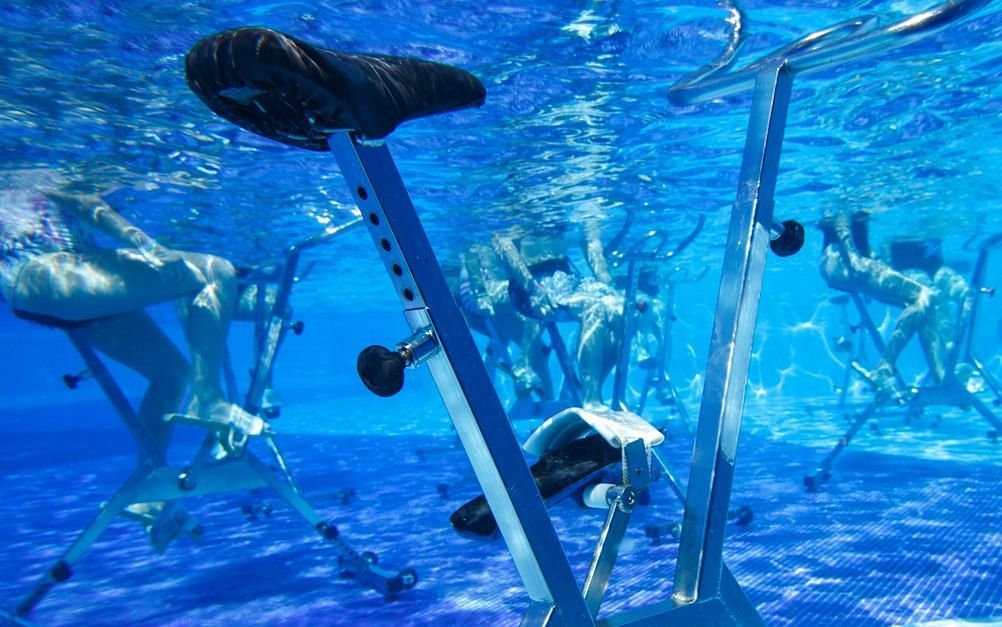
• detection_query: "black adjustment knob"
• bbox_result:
[178,469,198,491]
[644,521,682,546]
[62,369,90,389]
[729,505,754,526]
[51,560,72,583]
[317,521,339,540]
[289,320,305,335]
[357,345,406,397]
[770,219,805,257]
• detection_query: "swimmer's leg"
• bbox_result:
[859,292,937,404]
[489,302,532,397]
[14,249,213,320]
[227,282,288,413]
[879,287,935,375]
[576,300,622,408]
[16,249,262,428]
[523,320,554,400]
[598,307,624,406]
[77,311,190,459]
[168,253,263,428]
[917,322,947,383]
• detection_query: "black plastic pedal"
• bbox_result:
[449,433,620,540]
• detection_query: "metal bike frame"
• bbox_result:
[610,216,704,418]
[660,0,991,619]
[7,219,413,619]
[325,0,987,623]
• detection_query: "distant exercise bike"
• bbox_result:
[606,209,707,426]
[454,242,587,422]
[805,233,1002,491]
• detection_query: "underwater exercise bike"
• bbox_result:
[606,208,707,426]
[805,233,1002,491]
[456,253,588,423]
[182,0,988,621]
[3,219,416,623]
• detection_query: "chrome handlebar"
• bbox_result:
[668,0,990,105]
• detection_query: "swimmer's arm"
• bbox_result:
[491,232,534,291]
[474,244,501,284]
[832,217,854,250]
[459,249,484,294]
[582,226,613,284]
[49,192,160,251]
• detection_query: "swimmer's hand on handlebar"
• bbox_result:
[124,227,169,269]
[45,190,170,270]
[528,282,557,319]
[458,280,494,317]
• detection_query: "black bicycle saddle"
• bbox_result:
[185,27,486,150]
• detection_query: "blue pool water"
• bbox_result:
[1,0,1001,625]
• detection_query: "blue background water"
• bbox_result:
[1,0,1001,625]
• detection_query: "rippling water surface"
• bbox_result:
[2,0,1000,307]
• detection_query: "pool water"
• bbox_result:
[1,0,1001,625]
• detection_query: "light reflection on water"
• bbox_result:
[0,0,1000,417]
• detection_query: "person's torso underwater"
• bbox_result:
[0,190,96,303]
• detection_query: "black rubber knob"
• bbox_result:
[317,521,339,540]
[770,219,805,257]
[51,560,72,582]
[357,345,406,397]
[733,505,754,526]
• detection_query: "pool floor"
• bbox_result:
[0,404,1000,626]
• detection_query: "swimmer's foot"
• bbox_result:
[123,501,204,553]
[851,361,907,406]
[198,401,269,436]
[174,400,271,452]
[511,363,546,400]
[655,381,677,406]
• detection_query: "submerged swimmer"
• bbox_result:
[456,242,553,401]
[491,222,623,409]
[818,211,955,403]
[889,238,971,359]
[0,177,267,457]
